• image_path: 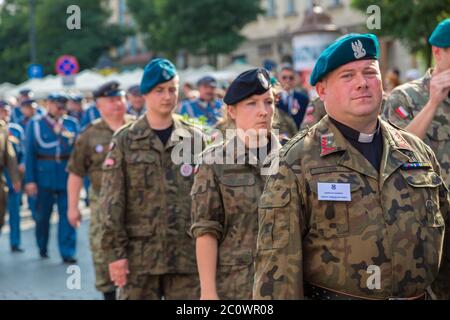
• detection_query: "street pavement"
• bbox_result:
[0,198,101,300]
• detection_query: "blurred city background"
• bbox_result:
[0,0,449,99]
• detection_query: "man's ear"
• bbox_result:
[316,80,327,101]
[432,46,441,61]
[227,105,237,120]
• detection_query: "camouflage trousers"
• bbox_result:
[217,264,254,300]
[118,273,200,300]
[0,181,7,230]
[89,190,115,293]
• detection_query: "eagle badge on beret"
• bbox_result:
[352,40,367,59]
[257,71,269,90]
[162,70,170,80]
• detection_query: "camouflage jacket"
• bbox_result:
[190,134,283,274]
[383,69,450,190]
[0,120,19,183]
[254,115,450,299]
[0,120,19,228]
[67,115,135,193]
[100,115,205,275]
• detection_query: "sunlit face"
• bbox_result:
[20,105,35,119]
[67,100,83,113]
[97,96,126,118]
[316,59,383,125]
[0,108,10,121]
[433,46,450,72]
[127,93,145,110]
[47,101,67,118]
[198,84,215,102]
[144,76,179,117]
[228,89,275,135]
[278,69,296,91]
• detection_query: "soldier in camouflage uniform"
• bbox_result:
[67,81,135,300]
[383,19,450,190]
[100,59,204,300]
[191,68,287,300]
[0,118,20,234]
[254,34,450,300]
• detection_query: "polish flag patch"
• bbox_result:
[395,106,409,119]
[104,158,115,167]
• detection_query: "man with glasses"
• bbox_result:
[276,64,309,136]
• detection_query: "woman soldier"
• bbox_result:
[190,68,286,300]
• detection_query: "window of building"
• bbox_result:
[286,0,296,16]
[258,44,273,56]
[266,0,276,17]
[329,0,342,8]
[232,55,248,64]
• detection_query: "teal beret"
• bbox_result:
[310,33,380,86]
[140,58,177,94]
[429,18,450,48]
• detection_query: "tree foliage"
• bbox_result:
[127,0,263,64]
[351,0,450,66]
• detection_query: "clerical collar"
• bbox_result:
[329,117,380,144]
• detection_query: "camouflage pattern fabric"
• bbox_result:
[100,115,204,299]
[383,69,450,190]
[0,121,19,231]
[191,134,283,300]
[254,115,450,300]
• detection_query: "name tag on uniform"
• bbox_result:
[317,183,351,202]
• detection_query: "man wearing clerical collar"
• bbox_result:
[254,33,450,300]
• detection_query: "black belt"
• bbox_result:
[304,283,426,300]
[36,154,71,161]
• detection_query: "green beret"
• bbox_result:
[310,33,380,86]
[140,58,177,94]
[429,18,450,48]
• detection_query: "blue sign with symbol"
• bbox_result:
[28,64,44,79]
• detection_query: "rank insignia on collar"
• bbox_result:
[320,133,337,155]
[401,162,432,170]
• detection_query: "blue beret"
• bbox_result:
[93,81,125,99]
[429,18,450,48]
[223,68,271,105]
[310,33,380,86]
[140,58,177,94]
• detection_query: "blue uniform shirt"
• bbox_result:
[11,105,46,126]
[25,114,79,190]
[80,104,101,132]
[179,98,223,126]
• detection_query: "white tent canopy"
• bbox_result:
[2,63,256,98]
